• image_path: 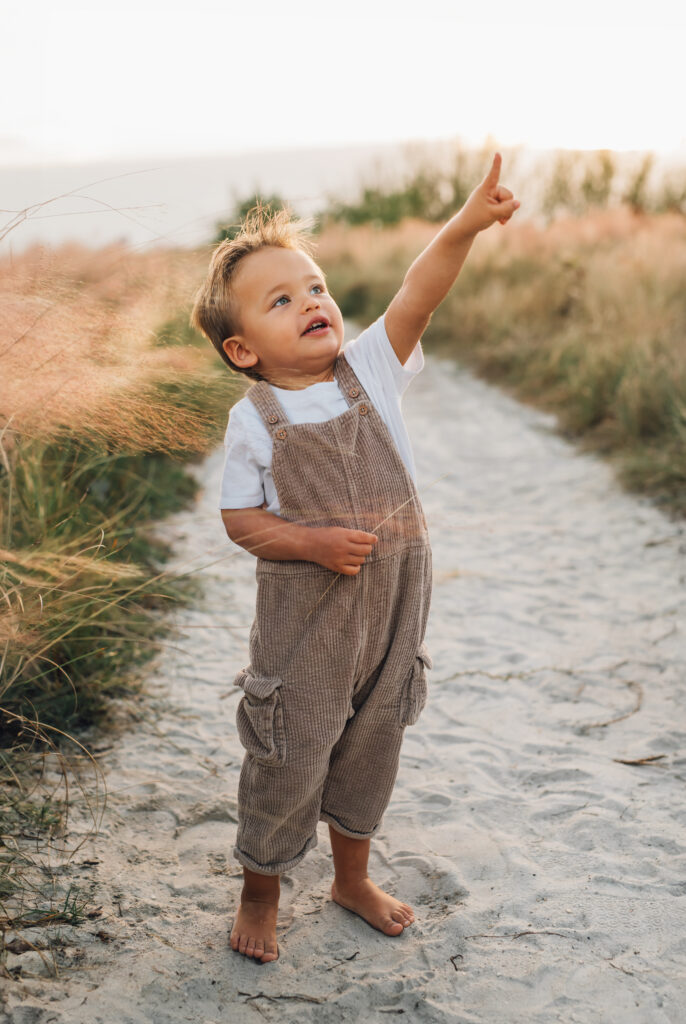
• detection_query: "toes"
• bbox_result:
[390,905,414,929]
[389,909,405,933]
[385,916,404,935]
[398,902,414,925]
[232,927,278,961]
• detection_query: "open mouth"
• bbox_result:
[302,320,330,335]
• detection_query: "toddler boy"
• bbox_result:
[191,154,518,964]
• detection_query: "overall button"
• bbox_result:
[276,428,287,439]
[359,404,368,415]
[349,387,360,398]
[267,414,279,424]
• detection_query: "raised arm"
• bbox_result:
[222,507,377,575]
[385,152,520,365]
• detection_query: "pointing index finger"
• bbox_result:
[483,151,502,190]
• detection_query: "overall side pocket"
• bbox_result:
[399,642,433,727]
[235,668,286,767]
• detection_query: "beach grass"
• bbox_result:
[0,240,238,964]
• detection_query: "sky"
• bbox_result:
[4,0,686,166]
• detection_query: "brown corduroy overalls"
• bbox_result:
[233,352,432,875]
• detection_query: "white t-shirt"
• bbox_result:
[218,312,424,514]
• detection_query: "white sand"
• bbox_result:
[4,354,686,1023]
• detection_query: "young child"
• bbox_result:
[190,153,519,964]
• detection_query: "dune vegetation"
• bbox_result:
[0,241,242,957]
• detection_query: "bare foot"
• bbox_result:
[331,878,415,936]
[230,899,279,963]
[230,869,280,963]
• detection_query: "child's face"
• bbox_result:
[223,246,345,387]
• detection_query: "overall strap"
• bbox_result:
[246,380,290,437]
[334,352,371,406]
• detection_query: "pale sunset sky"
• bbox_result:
[4,0,686,165]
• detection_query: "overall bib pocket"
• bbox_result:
[399,642,432,727]
[235,669,286,767]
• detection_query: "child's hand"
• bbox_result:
[312,527,378,575]
[453,152,520,236]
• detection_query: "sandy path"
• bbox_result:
[6,352,685,1023]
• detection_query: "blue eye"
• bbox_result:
[273,283,325,307]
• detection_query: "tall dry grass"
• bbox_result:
[0,240,239,970]
[319,208,686,513]
[1,243,219,449]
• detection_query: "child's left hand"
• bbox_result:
[453,152,520,236]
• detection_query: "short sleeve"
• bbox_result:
[377,311,424,394]
[345,312,424,398]
[219,415,266,510]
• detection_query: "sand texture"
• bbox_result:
[4,355,685,1023]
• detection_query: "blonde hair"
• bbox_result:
[190,204,318,381]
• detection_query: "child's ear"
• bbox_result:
[223,336,259,370]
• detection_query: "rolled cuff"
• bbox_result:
[320,808,382,841]
[232,830,318,876]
